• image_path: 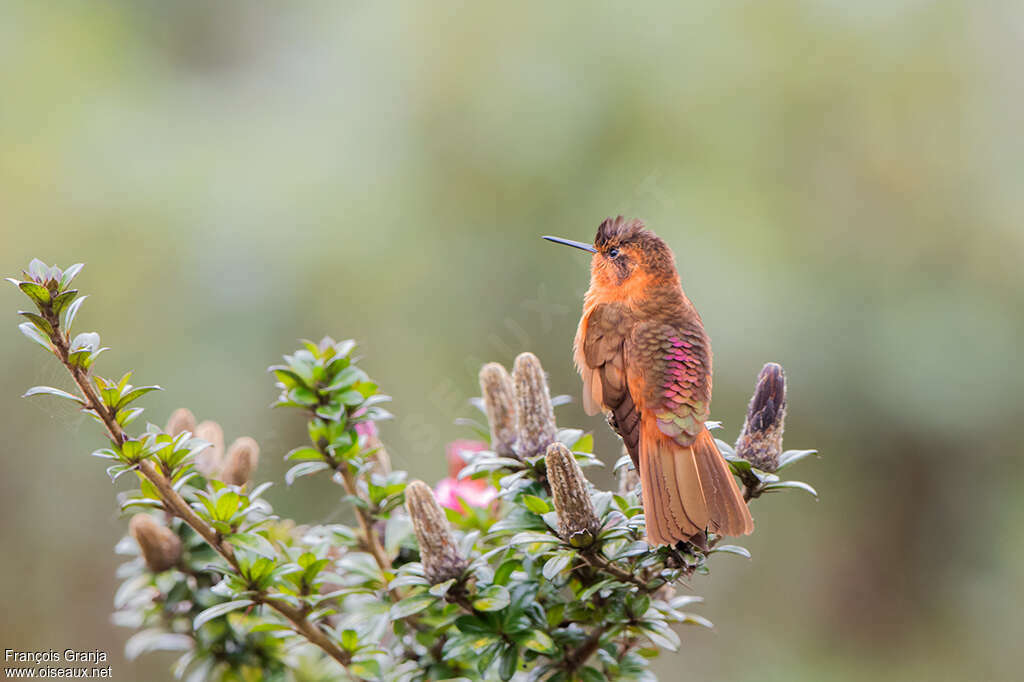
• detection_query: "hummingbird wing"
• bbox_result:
[629,320,753,541]
[575,302,641,463]
[630,321,712,448]
[577,307,751,543]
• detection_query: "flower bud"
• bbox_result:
[221,437,259,487]
[165,408,196,437]
[405,480,468,584]
[735,363,787,472]
[193,420,224,478]
[545,443,599,548]
[512,352,557,458]
[129,514,182,572]
[479,363,518,457]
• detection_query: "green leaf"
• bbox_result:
[324,366,365,392]
[214,491,242,520]
[497,645,519,681]
[389,573,429,589]
[289,386,319,406]
[578,578,619,601]
[193,599,254,629]
[340,629,359,651]
[18,322,52,352]
[91,448,119,460]
[69,331,100,352]
[640,620,681,650]
[285,446,324,461]
[117,406,145,427]
[333,339,357,357]
[475,641,502,674]
[51,290,77,317]
[124,630,192,661]
[542,552,572,581]
[116,385,162,410]
[285,461,330,485]
[389,592,436,619]
[18,281,50,305]
[761,480,818,498]
[725,454,753,476]
[59,263,84,289]
[571,432,594,453]
[349,659,381,678]
[429,578,457,598]
[227,533,277,559]
[556,428,584,447]
[118,491,161,508]
[248,623,293,634]
[337,389,365,406]
[627,593,651,618]
[776,449,819,470]
[22,386,84,405]
[681,613,715,629]
[18,311,52,335]
[493,559,519,586]
[472,585,510,612]
[248,481,273,499]
[614,541,650,560]
[521,494,551,515]
[315,402,344,421]
[709,544,751,559]
[520,629,556,654]
[509,532,559,547]
[63,295,86,332]
[454,614,495,637]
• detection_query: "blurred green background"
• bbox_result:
[2,2,1022,680]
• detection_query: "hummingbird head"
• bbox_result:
[544,216,677,293]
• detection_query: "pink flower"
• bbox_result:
[354,420,378,439]
[434,440,497,512]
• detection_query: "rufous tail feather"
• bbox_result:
[639,422,753,545]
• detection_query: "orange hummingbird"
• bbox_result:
[545,217,753,546]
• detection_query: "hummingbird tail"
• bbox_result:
[639,423,753,546]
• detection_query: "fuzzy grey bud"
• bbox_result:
[221,437,259,487]
[545,443,599,548]
[735,363,787,472]
[405,480,468,584]
[479,363,518,457]
[512,352,557,458]
[193,420,224,479]
[165,408,196,437]
[129,514,182,572]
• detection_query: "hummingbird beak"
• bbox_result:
[542,236,597,253]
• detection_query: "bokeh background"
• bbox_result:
[2,2,1022,680]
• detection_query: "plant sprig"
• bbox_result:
[11,260,821,681]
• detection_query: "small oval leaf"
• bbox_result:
[193,599,254,629]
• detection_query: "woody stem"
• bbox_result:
[47,327,354,670]
[308,431,392,573]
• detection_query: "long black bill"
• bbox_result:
[542,236,597,253]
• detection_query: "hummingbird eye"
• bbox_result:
[608,247,620,258]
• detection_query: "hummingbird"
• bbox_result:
[544,217,753,545]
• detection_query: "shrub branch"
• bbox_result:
[38,296,354,671]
